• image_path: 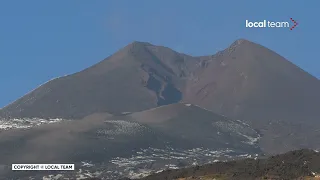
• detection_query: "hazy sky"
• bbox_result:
[0,1,319,108]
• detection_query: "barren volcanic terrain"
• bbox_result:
[0,39,319,179]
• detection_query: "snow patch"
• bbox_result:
[0,118,65,130]
[81,161,94,167]
[238,132,261,145]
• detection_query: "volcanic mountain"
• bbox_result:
[0,39,319,155]
[0,41,197,119]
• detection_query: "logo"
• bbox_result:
[245,18,298,30]
[290,18,298,30]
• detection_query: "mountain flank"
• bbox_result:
[0,103,261,179]
[185,39,320,127]
[0,39,319,155]
[0,41,196,119]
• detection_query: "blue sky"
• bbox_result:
[0,1,319,108]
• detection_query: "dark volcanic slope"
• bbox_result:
[138,149,320,180]
[0,42,197,119]
[127,103,261,151]
[0,103,261,179]
[0,104,258,165]
[0,112,168,179]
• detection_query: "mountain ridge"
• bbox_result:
[2,38,319,119]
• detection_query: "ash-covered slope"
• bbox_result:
[128,103,261,151]
[183,39,320,154]
[0,103,261,180]
[184,39,320,128]
[137,149,320,180]
[0,42,197,119]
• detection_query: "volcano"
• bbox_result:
[1,39,319,127]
